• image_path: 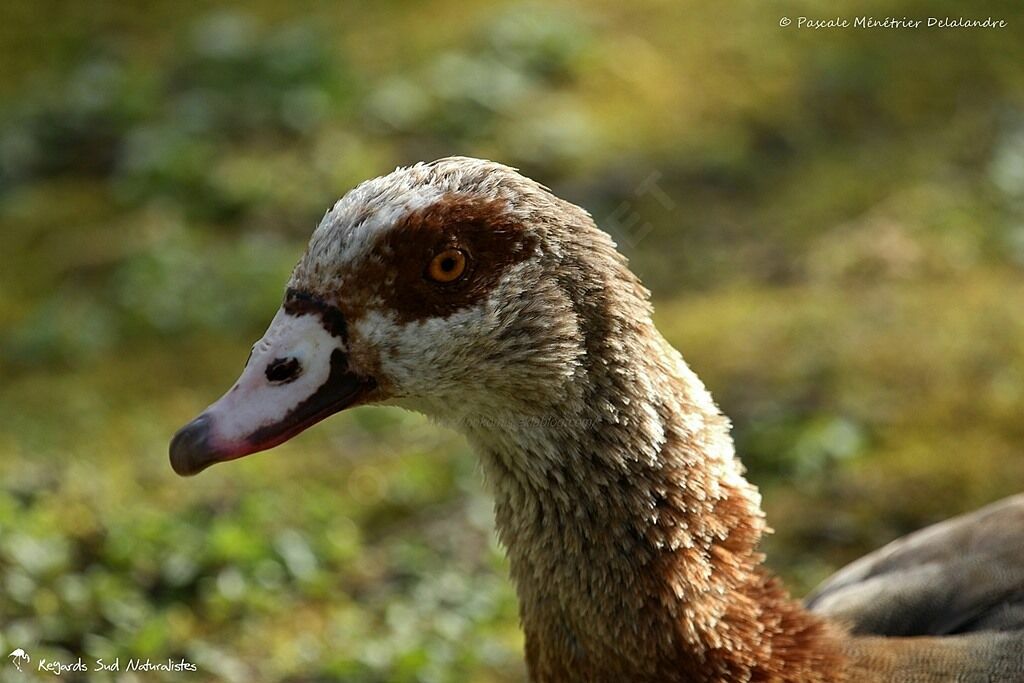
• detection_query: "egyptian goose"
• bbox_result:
[170,157,1024,682]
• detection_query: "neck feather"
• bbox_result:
[465,325,846,682]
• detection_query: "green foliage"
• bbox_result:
[1,1,1023,680]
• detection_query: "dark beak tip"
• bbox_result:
[169,414,216,477]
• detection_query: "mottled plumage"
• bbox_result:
[172,157,1024,682]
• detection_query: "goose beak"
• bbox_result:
[169,300,375,476]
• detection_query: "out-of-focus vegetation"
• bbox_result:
[1,0,1023,680]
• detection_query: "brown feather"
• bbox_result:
[281,157,1024,682]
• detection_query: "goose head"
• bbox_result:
[170,156,642,476]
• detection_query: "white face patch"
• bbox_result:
[348,265,572,426]
[203,307,346,450]
[353,299,493,404]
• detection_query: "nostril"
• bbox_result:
[266,357,302,384]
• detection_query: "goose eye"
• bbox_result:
[426,248,468,283]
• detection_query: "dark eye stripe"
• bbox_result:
[283,289,349,341]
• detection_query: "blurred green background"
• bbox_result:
[2,0,1023,681]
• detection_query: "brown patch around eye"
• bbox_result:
[343,193,538,323]
[308,194,539,326]
[427,248,468,283]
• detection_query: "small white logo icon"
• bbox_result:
[8,648,30,672]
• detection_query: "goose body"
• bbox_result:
[171,157,1024,681]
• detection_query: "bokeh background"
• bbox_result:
[2,1,1024,681]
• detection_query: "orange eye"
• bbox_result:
[426,248,468,283]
